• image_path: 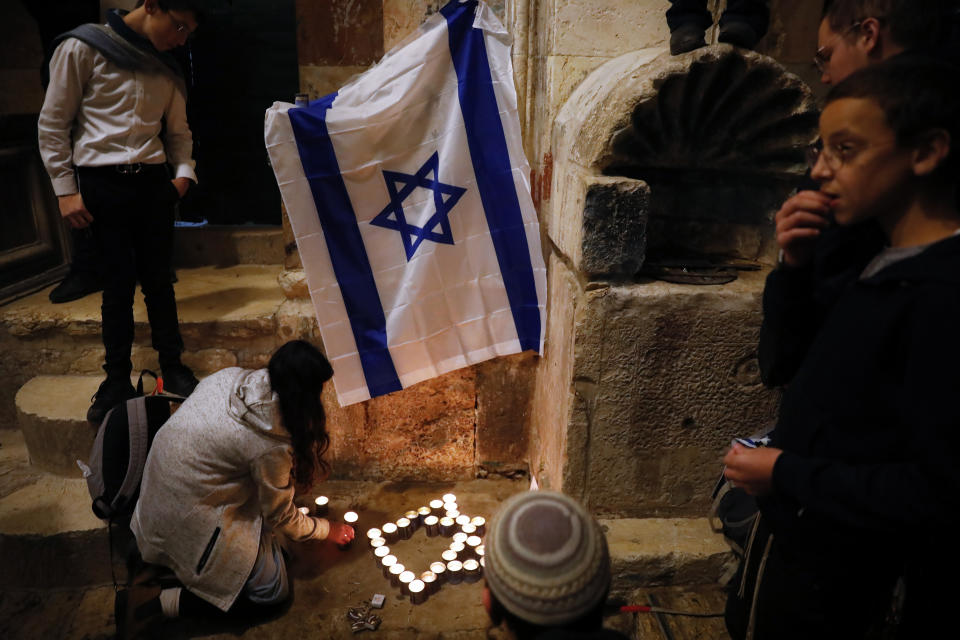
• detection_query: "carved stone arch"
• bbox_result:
[532,47,814,517]
[550,46,819,278]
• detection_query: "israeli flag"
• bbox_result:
[265,0,546,406]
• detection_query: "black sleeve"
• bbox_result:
[772,287,960,532]
[758,264,817,387]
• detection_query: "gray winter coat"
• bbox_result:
[131,367,330,611]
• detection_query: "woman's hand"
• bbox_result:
[328,521,355,545]
[723,444,783,496]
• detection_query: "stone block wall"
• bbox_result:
[276,0,827,493]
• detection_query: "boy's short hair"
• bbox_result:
[826,59,960,182]
[821,0,954,53]
[135,0,206,23]
[484,491,611,634]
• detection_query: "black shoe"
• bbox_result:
[162,364,198,397]
[87,377,137,425]
[718,21,760,49]
[49,271,103,304]
[670,24,707,55]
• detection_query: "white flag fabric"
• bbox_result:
[265,0,546,406]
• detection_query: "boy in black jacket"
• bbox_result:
[723,60,960,639]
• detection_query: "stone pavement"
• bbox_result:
[0,458,731,639]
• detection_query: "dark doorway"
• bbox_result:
[177,0,298,225]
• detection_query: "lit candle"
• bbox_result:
[443,501,458,512]
[420,570,437,595]
[389,562,406,587]
[340,511,359,550]
[441,549,458,563]
[470,516,486,536]
[430,561,447,585]
[455,514,471,527]
[429,499,444,515]
[449,541,466,556]
[417,506,431,521]
[381,554,397,578]
[366,527,382,541]
[446,560,463,584]
[466,535,482,560]
[452,532,468,545]
[370,538,386,554]
[374,545,390,560]
[314,495,329,517]
[475,544,485,558]
[424,515,440,537]
[409,579,427,604]
[463,558,481,582]
[445,509,460,520]
[460,523,476,536]
[404,510,420,531]
[298,506,311,516]
[396,517,413,540]
[442,493,457,503]
[439,517,455,536]
[399,570,415,594]
[382,522,399,543]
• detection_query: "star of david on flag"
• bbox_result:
[265,0,546,406]
[371,152,466,261]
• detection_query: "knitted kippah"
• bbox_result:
[485,491,611,627]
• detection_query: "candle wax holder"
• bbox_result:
[314,496,329,517]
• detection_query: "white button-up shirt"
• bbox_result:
[38,36,197,196]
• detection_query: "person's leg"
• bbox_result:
[81,167,138,423]
[666,0,712,54]
[718,0,770,49]
[132,169,197,396]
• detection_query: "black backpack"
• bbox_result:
[78,372,183,520]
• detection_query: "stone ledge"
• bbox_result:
[0,265,286,338]
[603,517,734,595]
[15,375,164,478]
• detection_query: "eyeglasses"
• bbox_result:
[813,21,862,73]
[806,139,898,171]
[166,10,197,40]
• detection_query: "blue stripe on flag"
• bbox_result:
[441,0,542,352]
[288,93,403,398]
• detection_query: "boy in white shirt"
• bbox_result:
[38,0,202,423]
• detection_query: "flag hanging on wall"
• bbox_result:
[265,0,546,406]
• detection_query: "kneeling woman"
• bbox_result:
[125,340,354,630]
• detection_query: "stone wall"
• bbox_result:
[283,0,826,491]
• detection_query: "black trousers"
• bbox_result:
[78,165,184,380]
[666,0,770,39]
[725,526,896,640]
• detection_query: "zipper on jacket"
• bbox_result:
[196,526,221,573]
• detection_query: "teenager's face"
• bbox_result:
[811,97,914,228]
[144,2,197,51]
[817,19,869,85]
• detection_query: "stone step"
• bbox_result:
[0,429,111,590]
[0,264,311,428]
[15,374,166,478]
[171,225,283,268]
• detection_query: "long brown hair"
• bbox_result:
[268,340,334,492]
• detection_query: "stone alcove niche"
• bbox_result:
[532,46,818,518]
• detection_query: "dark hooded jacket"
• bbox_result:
[757,232,960,626]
